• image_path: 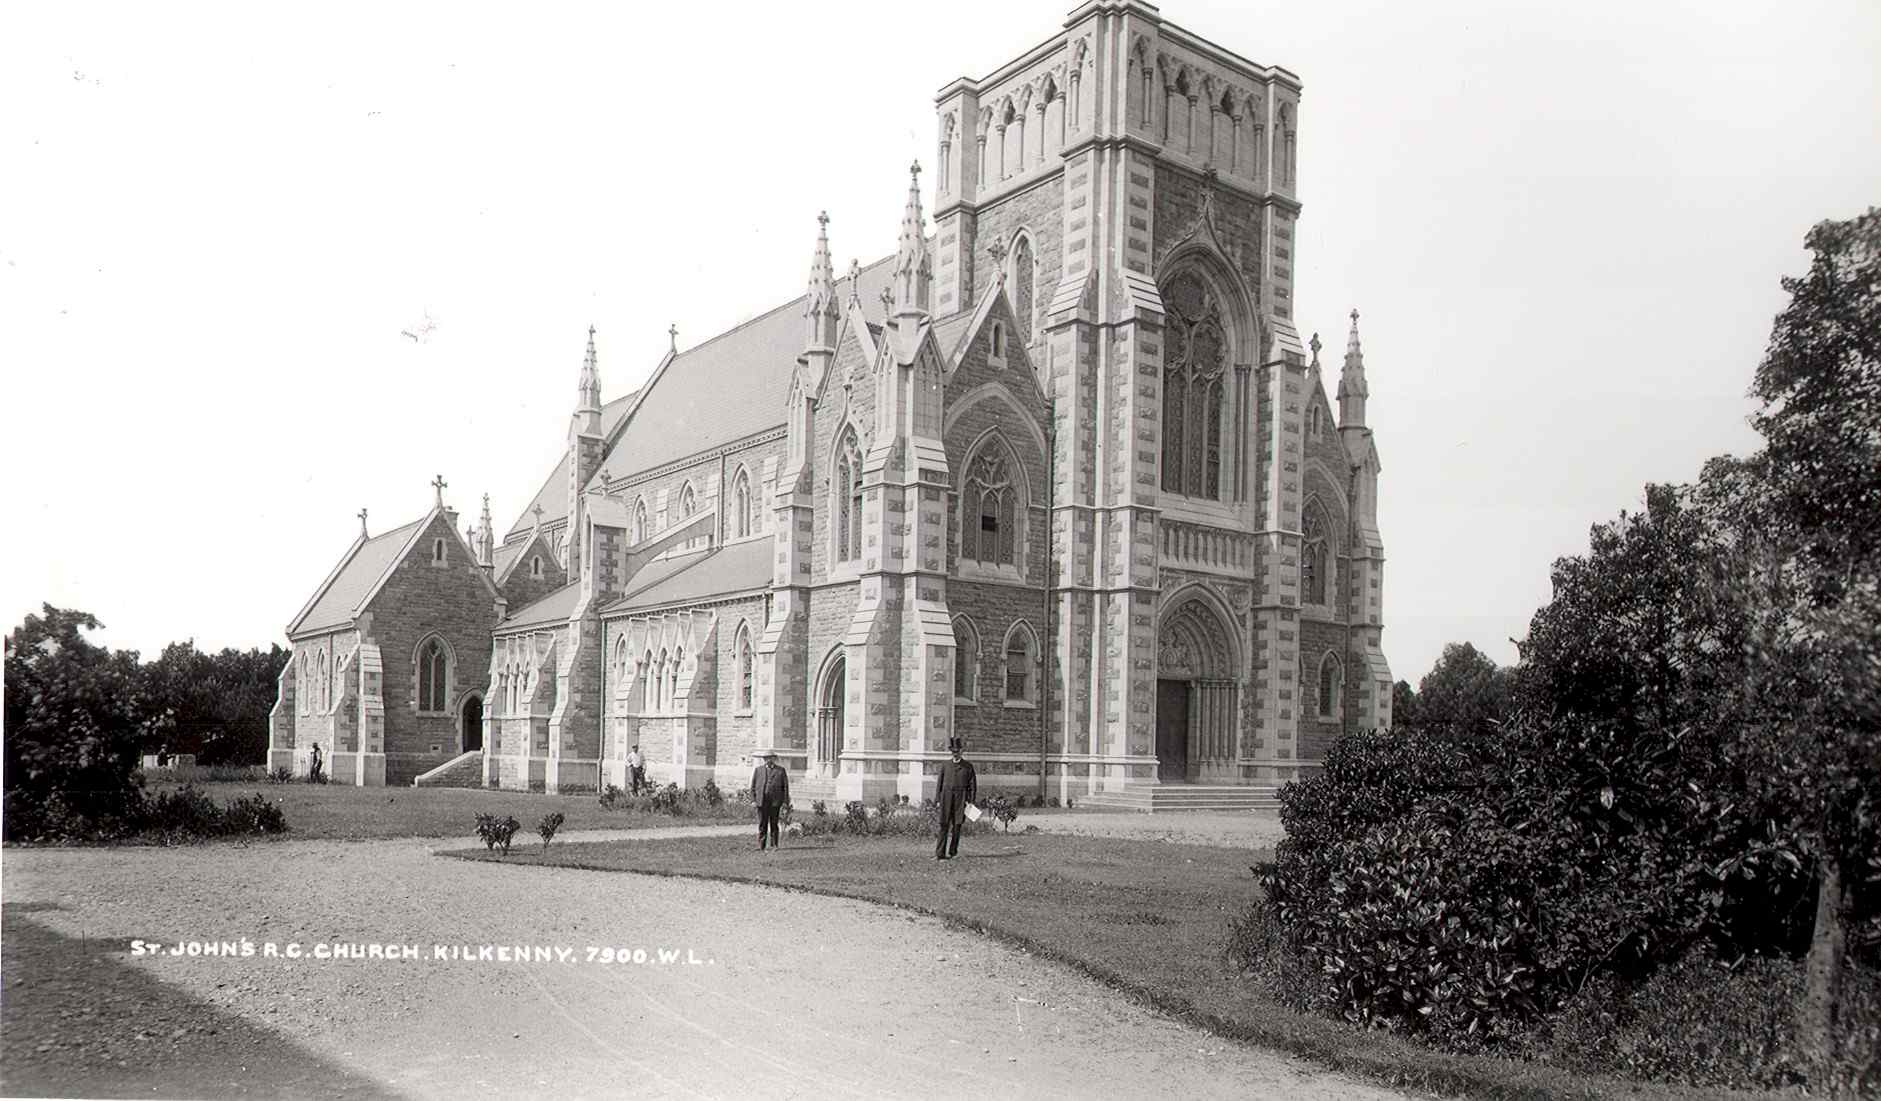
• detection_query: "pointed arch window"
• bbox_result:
[432,538,447,565]
[641,650,655,712]
[668,646,684,712]
[1004,622,1039,705]
[633,499,650,544]
[1010,233,1036,347]
[1317,653,1341,719]
[834,428,864,563]
[735,624,754,711]
[960,444,1018,567]
[417,637,449,713]
[530,554,544,579]
[1302,505,1331,606]
[730,467,754,539]
[1159,270,1229,500]
[952,616,981,702]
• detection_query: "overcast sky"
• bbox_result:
[4,0,1878,686]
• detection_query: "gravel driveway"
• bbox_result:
[2,822,1395,1100]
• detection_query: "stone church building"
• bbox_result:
[270,0,1393,802]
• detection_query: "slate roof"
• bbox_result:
[496,580,583,632]
[289,517,427,637]
[593,254,899,483]
[604,538,773,615]
[490,539,525,579]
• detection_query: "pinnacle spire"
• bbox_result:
[1338,307,1369,427]
[577,324,602,415]
[804,210,838,352]
[892,161,931,320]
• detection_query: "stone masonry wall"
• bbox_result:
[362,512,498,784]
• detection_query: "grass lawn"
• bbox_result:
[138,781,751,842]
[453,831,1769,1101]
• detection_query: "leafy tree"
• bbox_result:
[143,641,287,764]
[1390,680,1418,729]
[1730,208,1881,1073]
[1412,642,1513,733]
[3,605,170,837]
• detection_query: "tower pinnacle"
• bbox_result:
[892,161,931,321]
[804,210,838,353]
[1337,308,1369,428]
[577,324,602,415]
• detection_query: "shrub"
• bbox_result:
[475,813,521,855]
[598,784,625,809]
[1048,796,1060,808]
[981,794,1019,832]
[145,785,224,836]
[537,811,565,849]
[843,801,868,833]
[649,783,684,815]
[219,793,288,835]
[811,800,828,818]
[700,778,725,809]
[267,766,294,785]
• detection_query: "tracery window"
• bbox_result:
[1302,505,1330,606]
[730,467,753,538]
[417,637,448,713]
[1004,622,1038,704]
[834,428,864,562]
[960,445,1017,567]
[952,616,980,701]
[736,624,754,710]
[1160,271,1229,500]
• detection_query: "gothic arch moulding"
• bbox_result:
[1155,585,1240,681]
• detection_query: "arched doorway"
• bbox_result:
[814,655,845,780]
[461,694,484,753]
[1154,594,1239,782]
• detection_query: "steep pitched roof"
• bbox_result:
[502,392,639,541]
[288,517,426,637]
[496,580,584,632]
[593,254,899,483]
[603,538,772,615]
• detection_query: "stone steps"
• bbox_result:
[412,751,486,788]
[1080,785,1281,813]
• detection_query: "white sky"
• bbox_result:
[3,0,1878,686]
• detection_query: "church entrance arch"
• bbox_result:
[1155,593,1240,782]
[814,654,845,780]
[461,693,484,753]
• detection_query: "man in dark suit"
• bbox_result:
[751,750,790,851]
[934,737,977,860]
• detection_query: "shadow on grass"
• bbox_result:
[0,905,396,1100]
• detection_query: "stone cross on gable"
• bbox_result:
[879,285,894,313]
[431,475,447,506]
[1309,332,1322,368]
[531,503,545,529]
[668,323,678,351]
[357,507,368,536]
[1351,308,1360,324]
[987,238,1008,265]
[818,210,829,230]
[909,159,920,180]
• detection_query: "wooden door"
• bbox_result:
[1155,679,1189,780]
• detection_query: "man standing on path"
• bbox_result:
[751,750,790,851]
[627,744,645,795]
[934,737,977,861]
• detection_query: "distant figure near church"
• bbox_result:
[934,738,977,861]
[752,750,790,851]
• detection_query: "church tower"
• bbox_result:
[932,0,1362,793]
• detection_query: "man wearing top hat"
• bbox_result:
[751,749,790,851]
[934,737,977,860]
